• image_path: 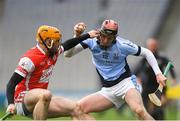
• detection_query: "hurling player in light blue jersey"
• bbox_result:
[64,20,167,120]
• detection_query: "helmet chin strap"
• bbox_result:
[47,40,54,49]
[38,33,51,51]
[38,33,56,58]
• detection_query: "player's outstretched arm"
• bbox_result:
[62,30,99,52]
[62,33,89,52]
[140,47,167,87]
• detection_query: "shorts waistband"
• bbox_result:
[98,70,131,87]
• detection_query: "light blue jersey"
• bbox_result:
[81,36,140,82]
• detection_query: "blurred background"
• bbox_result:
[0,0,179,120]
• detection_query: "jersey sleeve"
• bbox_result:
[15,57,35,77]
[62,33,90,51]
[121,39,141,56]
[81,38,94,49]
[58,46,64,55]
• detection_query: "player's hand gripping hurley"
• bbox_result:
[0,104,16,120]
[148,62,174,107]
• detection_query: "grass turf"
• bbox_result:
[0,104,179,120]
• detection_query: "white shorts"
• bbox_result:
[15,102,26,116]
[15,102,32,118]
[98,75,142,108]
[15,91,32,117]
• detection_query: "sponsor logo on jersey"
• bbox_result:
[113,53,119,60]
[40,65,54,82]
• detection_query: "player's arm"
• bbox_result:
[122,40,163,78]
[61,30,99,52]
[6,73,24,105]
[140,47,167,87]
[6,72,24,114]
[64,44,85,57]
[6,57,34,114]
[122,41,165,86]
[62,33,88,51]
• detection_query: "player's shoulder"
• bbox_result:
[82,37,98,46]
[21,46,43,65]
[23,46,38,56]
[116,36,131,44]
[116,36,133,47]
[84,37,97,42]
[18,56,35,70]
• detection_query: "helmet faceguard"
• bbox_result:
[36,25,62,57]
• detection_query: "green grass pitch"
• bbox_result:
[0,104,178,120]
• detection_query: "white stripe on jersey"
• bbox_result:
[15,57,35,77]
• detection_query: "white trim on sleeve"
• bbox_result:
[64,44,84,57]
[15,57,35,77]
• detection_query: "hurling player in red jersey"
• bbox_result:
[6,25,99,120]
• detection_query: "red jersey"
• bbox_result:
[14,45,63,103]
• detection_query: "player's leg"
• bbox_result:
[79,92,113,113]
[47,96,84,119]
[23,89,52,120]
[124,88,154,120]
[78,92,114,120]
[47,96,97,120]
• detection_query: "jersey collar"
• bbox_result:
[36,44,46,55]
